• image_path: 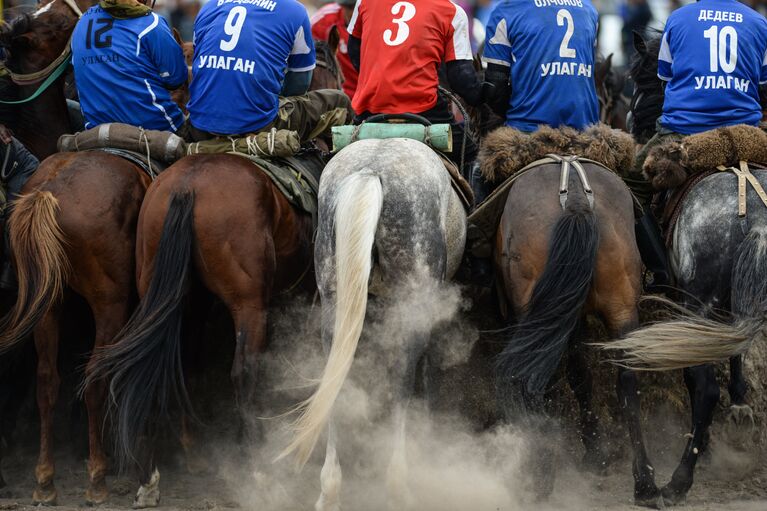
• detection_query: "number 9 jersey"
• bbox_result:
[187,0,316,135]
[658,0,767,135]
[483,0,599,132]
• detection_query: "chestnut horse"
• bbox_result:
[84,43,345,507]
[0,0,190,504]
[490,154,646,501]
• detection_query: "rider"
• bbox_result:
[629,0,767,288]
[0,125,39,290]
[71,0,188,134]
[311,0,359,99]
[346,0,493,174]
[186,0,352,142]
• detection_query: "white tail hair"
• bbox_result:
[279,171,383,468]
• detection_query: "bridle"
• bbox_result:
[0,0,83,103]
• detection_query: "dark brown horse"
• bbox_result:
[0,1,187,504]
[489,148,646,501]
[84,46,344,507]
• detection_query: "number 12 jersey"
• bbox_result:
[188,0,316,135]
[658,0,767,135]
[483,0,599,132]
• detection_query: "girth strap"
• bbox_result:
[547,154,595,211]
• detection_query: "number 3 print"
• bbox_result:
[383,1,416,46]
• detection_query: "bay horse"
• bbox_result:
[486,137,648,501]
[83,44,345,508]
[598,31,764,507]
[279,137,467,511]
[0,0,191,504]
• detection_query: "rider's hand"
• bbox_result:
[0,124,13,145]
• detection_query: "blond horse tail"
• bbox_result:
[0,191,69,352]
[603,228,767,370]
[279,171,382,468]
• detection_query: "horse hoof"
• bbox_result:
[723,404,756,446]
[634,483,662,509]
[32,483,58,506]
[85,482,109,506]
[660,484,687,507]
[132,469,160,509]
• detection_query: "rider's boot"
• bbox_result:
[635,209,671,293]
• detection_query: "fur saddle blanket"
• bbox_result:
[479,124,636,183]
[643,124,767,191]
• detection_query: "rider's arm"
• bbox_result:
[281,70,313,97]
[147,16,188,90]
[485,63,511,118]
[445,60,492,107]
[348,35,361,72]
[285,11,317,95]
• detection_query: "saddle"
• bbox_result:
[86,147,165,180]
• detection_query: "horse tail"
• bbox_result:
[85,190,195,467]
[0,191,69,353]
[497,200,599,398]
[605,227,767,370]
[279,171,383,468]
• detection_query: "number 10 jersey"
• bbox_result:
[188,0,316,135]
[483,0,599,132]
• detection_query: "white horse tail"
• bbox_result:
[281,171,383,468]
[603,228,767,370]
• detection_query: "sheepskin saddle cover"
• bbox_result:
[478,124,635,183]
[643,124,767,191]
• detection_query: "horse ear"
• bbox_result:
[172,27,184,47]
[605,53,613,70]
[327,25,340,55]
[633,30,647,55]
[594,56,607,86]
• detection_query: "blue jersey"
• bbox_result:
[187,0,316,135]
[658,0,767,135]
[483,0,599,132]
[72,7,187,132]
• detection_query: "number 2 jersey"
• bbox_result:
[187,0,316,135]
[347,0,473,115]
[483,0,599,132]
[71,7,187,132]
[658,0,767,135]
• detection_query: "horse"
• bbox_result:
[82,41,345,508]
[595,54,630,132]
[596,31,763,507]
[0,1,193,504]
[276,135,467,510]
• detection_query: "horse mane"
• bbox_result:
[315,39,341,82]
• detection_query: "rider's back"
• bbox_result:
[659,0,767,134]
[71,6,187,132]
[483,0,599,131]
[187,0,315,135]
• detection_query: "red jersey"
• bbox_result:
[348,0,472,115]
[311,3,358,99]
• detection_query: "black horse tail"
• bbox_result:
[497,200,599,399]
[605,227,767,370]
[84,190,195,468]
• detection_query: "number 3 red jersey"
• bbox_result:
[348,0,473,115]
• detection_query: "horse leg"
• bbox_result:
[32,309,60,505]
[566,336,607,474]
[315,305,342,511]
[385,334,427,511]
[661,364,719,506]
[724,355,755,439]
[81,300,130,504]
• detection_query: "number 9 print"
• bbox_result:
[384,1,416,47]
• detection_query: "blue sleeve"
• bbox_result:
[287,10,316,72]
[147,16,188,89]
[657,21,673,81]
[482,7,512,67]
[760,19,767,84]
[281,70,313,96]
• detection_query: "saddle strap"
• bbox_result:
[717,161,767,218]
[547,154,595,210]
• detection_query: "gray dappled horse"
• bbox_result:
[602,32,762,508]
[280,138,466,511]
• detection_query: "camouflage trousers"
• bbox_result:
[186,89,353,143]
[625,128,685,208]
